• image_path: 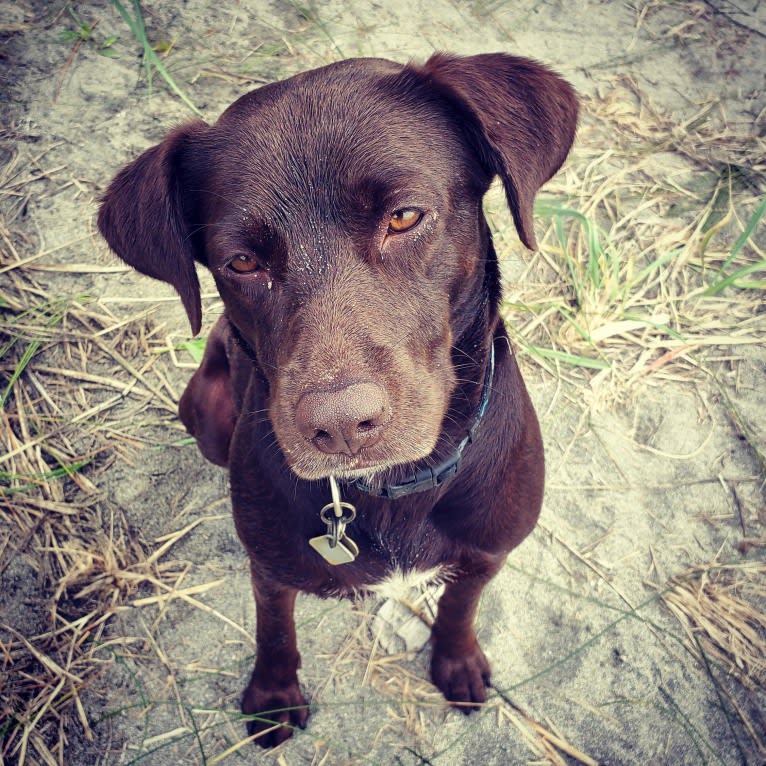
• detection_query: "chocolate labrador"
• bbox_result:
[98,53,577,746]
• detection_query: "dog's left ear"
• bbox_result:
[419,53,578,250]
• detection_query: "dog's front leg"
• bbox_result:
[241,572,309,747]
[430,553,505,710]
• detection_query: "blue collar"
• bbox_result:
[350,341,495,500]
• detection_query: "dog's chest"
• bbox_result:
[311,500,456,598]
[322,561,452,601]
[355,500,450,571]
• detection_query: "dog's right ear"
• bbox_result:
[418,53,578,251]
[98,121,209,335]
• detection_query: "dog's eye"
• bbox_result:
[228,254,262,274]
[388,209,422,234]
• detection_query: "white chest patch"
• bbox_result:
[367,565,452,600]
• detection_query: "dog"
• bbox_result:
[98,53,577,747]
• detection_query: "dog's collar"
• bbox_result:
[349,341,495,500]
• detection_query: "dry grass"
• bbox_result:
[661,560,766,759]
[348,596,601,766]
[0,133,191,765]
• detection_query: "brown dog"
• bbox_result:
[98,53,577,747]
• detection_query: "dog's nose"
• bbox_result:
[296,383,391,456]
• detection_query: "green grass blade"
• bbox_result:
[703,259,766,296]
[180,337,206,364]
[632,248,680,286]
[535,199,607,294]
[719,195,766,272]
[111,0,204,117]
[523,344,611,370]
[0,460,92,495]
[0,340,41,409]
[287,1,345,57]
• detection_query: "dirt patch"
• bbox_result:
[1,1,765,764]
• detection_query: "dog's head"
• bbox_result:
[99,54,577,480]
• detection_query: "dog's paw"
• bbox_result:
[430,643,491,712]
[241,679,309,748]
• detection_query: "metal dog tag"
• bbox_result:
[309,533,358,565]
[309,476,359,566]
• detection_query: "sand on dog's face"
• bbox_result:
[1,1,764,764]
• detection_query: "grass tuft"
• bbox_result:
[496,77,765,404]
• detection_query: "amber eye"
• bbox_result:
[388,208,423,234]
[228,254,261,274]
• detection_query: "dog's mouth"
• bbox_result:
[281,428,440,483]
[287,447,434,483]
[324,463,389,481]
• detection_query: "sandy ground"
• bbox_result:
[1,1,765,765]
